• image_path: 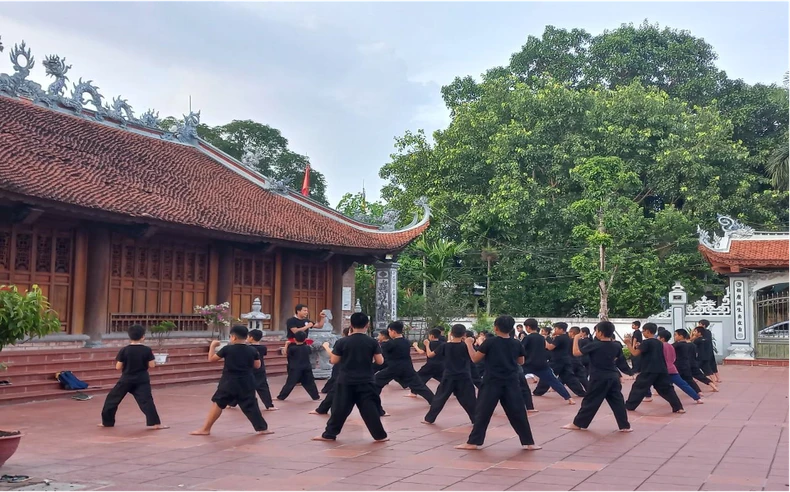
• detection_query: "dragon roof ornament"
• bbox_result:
[697,214,756,251]
[0,35,196,143]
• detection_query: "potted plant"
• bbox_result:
[194,302,231,351]
[149,321,176,364]
[0,284,61,467]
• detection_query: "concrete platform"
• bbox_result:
[0,365,787,491]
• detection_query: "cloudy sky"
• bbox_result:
[1,2,787,207]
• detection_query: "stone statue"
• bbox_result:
[309,309,338,379]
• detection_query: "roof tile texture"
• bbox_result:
[699,239,789,269]
[0,97,426,251]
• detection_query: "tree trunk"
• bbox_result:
[486,256,491,317]
[597,208,609,321]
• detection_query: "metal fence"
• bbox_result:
[755,290,789,359]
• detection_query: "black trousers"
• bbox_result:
[678,367,702,393]
[211,376,268,431]
[417,363,444,385]
[625,372,683,412]
[375,364,434,404]
[470,364,483,389]
[321,375,336,394]
[533,362,586,397]
[424,377,476,423]
[517,367,534,411]
[316,390,334,414]
[322,382,387,440]
[690,365,714,385]
[572,360,589,391]
[630,354,642,373]
[700,359,716,376]
[278,368,320,400]
[101,379,161,427]
[467,379,535,446]
[572,377,630,430]
[230,371,274,409]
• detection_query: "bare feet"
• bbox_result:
[567,398,576,405]
[374,437,390,442]
[695,399,704,404]
[710,383,719,392]
[97,424,110,427]
[312,436,335,441]
[266,407,279,411]
[561,423,582,430]
[523,444,542,450]
[256,430,274,435]
[190,430,210,435]
[405,393,418,398]
[421,420,434,425]
[644,397,653,402]
[149,424,169,430]
[675,409,686,414]
[454,443,480,450]
[528,409,540,414]
[619,428,633,433]
[382,412,391,417]
[309,410,320,415]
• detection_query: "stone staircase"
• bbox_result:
[0,343,427,405]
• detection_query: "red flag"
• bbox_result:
[301,164,311,196]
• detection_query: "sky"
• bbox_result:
[1,2,787,207]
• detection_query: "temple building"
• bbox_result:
[0,38,428,348]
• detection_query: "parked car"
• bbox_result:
[758,321,789,338]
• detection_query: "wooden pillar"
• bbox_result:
[272,249,283,331]
[84,226,110,347]
[216,243,234,305]
[331,257,344,334]
[69,229,88,335]
[279,251,295,331]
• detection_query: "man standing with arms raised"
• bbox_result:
[286,304,326,341]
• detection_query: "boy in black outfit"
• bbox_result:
[422,324,477,424]
[229,329,277,411]
[522,319,575,405]
[467,330,483,388]
[629,321,643,373]
[191,325,272,435]
[676,329,718,392]
[624,323,684,413]
[568,326,589,391]
[277,331,320,401]
[311,327,350,415]
[313,312,388,442]
[533,323,587,397]
[374,321,434,404]
[456,316,541,451]
[413,328,446,386]
[562,321,632,432]
[99,324,167,430]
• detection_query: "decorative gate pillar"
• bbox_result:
[668,282,687,332]
[374,261,399,332]
[727,276,754,359]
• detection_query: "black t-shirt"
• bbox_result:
[116,344,154,383]
[437,341,471,379]
[550,333,572,364]
[672,341,693,373]
[217,343,260,378]
[637,337,667,374]
[286,317,310,340]
[426,340,445,366]
[631,329,643,343]
[287,343,312,371]
[577,337,592,364]
[522,332,549,372]
[581,340,626,380]
[381,337,412,366]
[333,333,382,384]
[252,344,267,372]
[478,336,525,383]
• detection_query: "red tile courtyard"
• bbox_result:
[0,365,787,491]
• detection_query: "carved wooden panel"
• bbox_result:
[232,250,274,329]
[292,259,328,322]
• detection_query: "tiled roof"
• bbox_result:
[698,239,789,269]
[0,97,427,252]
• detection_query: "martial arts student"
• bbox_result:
[674,329,718,392]
[99,324,167,430]
[656,330,703,404]
[568,326,590,391]
[313,312,388,442]
[311,327,350,415]
[413,328,446,386]
[522,319,575,405]
[228,329,277,411]
[623,323,684,413]
[467,330,483,388]
[629,321,643,373]
[374,321,434,404]
[533,323,586,397]
[579,327,593,376]
[697,320,721,383]
[191,325,271,435]
[375,330,409,390]
[277,331,320,401]
[561,321,632,432]
[474,331,492,382]
[456,315,541,451]
[422,324,477,424]
[510,328,537,413]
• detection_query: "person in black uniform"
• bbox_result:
[311,327,351,415]
[277,331,321,401]
[375,330,410,390]
[568,326,589,391]
[467,330,483,388]
[191,325,272,436]
[687,328,719,390]
[422,324,477,424]
[412,328,446,386]
[456,316,541,451]
[629,321,643,373]
[228,329,277,411]
[313,312,388,442]
[562,321,632,432]
[99,324,167,430]
[285,304,326,340]
[522,319,575,405]
[579,327,593,376]
[533,323,586,397]
[511,328,537,414]
[624,323,684,413]
[697,320,721,383]
[374,321,434,404]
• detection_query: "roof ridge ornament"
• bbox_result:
[0,35,193,140]
[698,214,757,252]
[716,214,754,238]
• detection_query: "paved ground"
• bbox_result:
[0,365,787,491]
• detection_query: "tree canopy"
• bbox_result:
[379,21,788,319]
